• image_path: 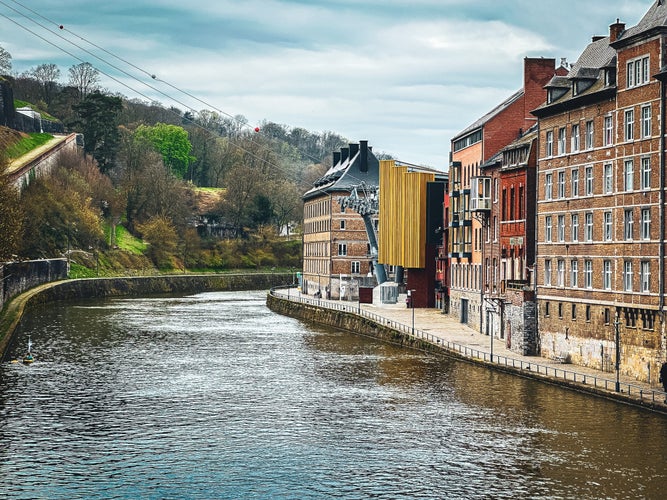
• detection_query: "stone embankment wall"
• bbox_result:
[0,273,290,357]
[266,293,445,355]
[0,259,68,309]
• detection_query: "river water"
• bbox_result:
[1,290,666,499]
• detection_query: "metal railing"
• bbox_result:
[269,286,667,406]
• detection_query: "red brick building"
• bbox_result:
[533,2,667,383]
[449,57,564,336]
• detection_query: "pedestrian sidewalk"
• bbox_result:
[273,287,667,413]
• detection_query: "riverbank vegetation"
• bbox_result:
[0,45,349,274]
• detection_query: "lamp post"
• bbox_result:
[409,289,416,335]
[614,316,621,392]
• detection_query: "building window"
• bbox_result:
[571,168,579,197]
[586,304,591,321]
[544,260,552,286]
[585,212,593,242]
[585,120,594,149]
[557,171,565,198]
[558,302,563,318]
[546,130,554,157]
[603,211,612,241]
[351,261,360,274]
[624,159,634,191]
[584,260,593,288]
[338,243,347,256]
[604,115,614,146]
[624,109,634,141]
[641,208,651,240]
[624,261,633,291]
[627,55,650,88]
[557,260,565,287]
[641,261,650,293]
[545,173,553,200]
[558,215,565,242]
[545,216,552,242]
[585,166,593,195]
[642,310,655,330]
[641,105,652,138]
[558,127,566,155]
[604,260,612,290]
[340,220,346,230]
[604,308,611,324]
[641,157,651,190]
[624,209,634,240]
[571,303,577,320]
[545,302,550,316]
[604,163,613,194]
[571,213,579,242]
[571,123,580,152]
[570,259,578,288]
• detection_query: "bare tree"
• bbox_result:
[68,62,100,97]
[30,63,61,104]
[0,45,11,74]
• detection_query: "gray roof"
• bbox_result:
[303,147,380,200]
[566,36,616,79]
[619,0,667,40]
[452,88,524,141]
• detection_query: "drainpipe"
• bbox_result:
[660,78,666,347]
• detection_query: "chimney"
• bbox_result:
[360,140,369,172]
[340,147,349,163]
[333,151,341,167]
[349,143,359,159]
[610,19,625,42]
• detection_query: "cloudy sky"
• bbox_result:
[0,0,654,168]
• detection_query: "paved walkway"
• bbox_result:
[273,288,667,413]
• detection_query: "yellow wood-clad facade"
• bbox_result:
[378,160,434,269]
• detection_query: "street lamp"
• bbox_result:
[614,315,621,392]
[409,289,416,335]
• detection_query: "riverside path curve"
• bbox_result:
[267,287,667,416]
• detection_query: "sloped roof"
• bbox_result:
[452,88,524,141]
[566,36,616,79]
[619,0,667,40]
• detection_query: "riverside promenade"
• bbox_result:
[271,287,667,414]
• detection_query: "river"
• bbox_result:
[1,290,665,499]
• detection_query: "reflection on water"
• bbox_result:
[1,291,666,499]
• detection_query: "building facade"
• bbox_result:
[302,141,380,300]
[449,57,564,334]
[533,3,667,383]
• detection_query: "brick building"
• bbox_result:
[449,57,563,335]
[302,141,381,300]
[533,2,667,383]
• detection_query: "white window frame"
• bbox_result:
[641,157,651,190]
[558,127,566,155]
[625,108,634,141]
[624,208,634,240]
[571,168,579,197]
[351,261,360,274]
[641,261,650,293]
[584,260,593,288]
[545,173,553,200]
[338,243,347,256]
[604,163,613,194]
[546,130,554,157]
[557,259,565,287]
[570,259,578,288]
[571,124,580,152]
[571,213,579,242]
[545,216,552,242]
[585,212,593,242]
[585,166,594,195]
[641,208,651,240]
[544,260,552,286]
[641,105,652,138]
[558,215,565,242]
[603,260,612,290]
[585,120,594,149]
[604,211,613,241]
[557,171,565,198]
[624,261,633,291]
[604,115,614,146]
[624,159,634,191]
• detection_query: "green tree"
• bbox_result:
[135,123,195,179]
[136,215,178,268]
[71,92,123,173]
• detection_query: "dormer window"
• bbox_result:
[604,68,616,86]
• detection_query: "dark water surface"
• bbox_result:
[1,291,666,499]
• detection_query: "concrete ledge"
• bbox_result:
[266,294,667,415]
